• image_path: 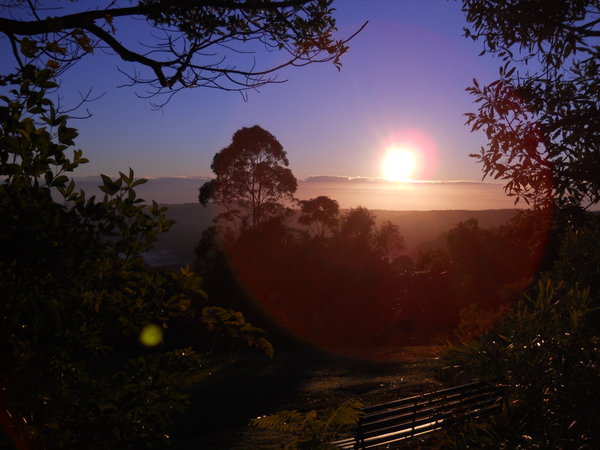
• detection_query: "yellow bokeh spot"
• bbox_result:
[140,324,163,346]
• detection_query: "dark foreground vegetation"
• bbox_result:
[0,68,276,449]
[437,0,600,447]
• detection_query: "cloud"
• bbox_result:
[297,177,514,210]
[303,175,387,184]
[302,175,352,183]
[301,175,503,186]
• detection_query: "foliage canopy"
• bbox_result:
[463,0,600,207]
[438,4,600,445]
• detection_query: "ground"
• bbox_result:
[171,346,444,449]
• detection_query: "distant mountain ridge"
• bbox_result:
[144,203,521,267]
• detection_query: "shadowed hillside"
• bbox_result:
[142,203,219,266]
[145,205,521,267]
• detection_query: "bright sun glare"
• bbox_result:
[381,148,416,181]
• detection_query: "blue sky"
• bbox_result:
[28,0,503,183]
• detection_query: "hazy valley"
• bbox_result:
[145,204,521,267]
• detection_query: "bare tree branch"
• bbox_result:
[1,1,364,101]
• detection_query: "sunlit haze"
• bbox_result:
[73,176,519,210]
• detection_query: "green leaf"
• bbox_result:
[52,175,69,186]
[131,178,147,187]
[58,125,78,144]
[20,37,39,57]
[100,174,113,185]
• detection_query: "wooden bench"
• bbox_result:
[332,381,503,449]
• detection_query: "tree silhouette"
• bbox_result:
[0,1,364,104]
[373,220,405,262]
[199,125,297,229]
[298,195,339,238]
[463,0,600,208]
[339,206,375,244]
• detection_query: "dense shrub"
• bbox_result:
[439,276,600,448]
[0,67,270,448]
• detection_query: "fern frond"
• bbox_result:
[250,410,306,434]
[325,398,362,429]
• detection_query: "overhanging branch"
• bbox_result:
[1,0,364,101]
[0,1,312,36]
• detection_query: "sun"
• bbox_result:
[381,148,417,181]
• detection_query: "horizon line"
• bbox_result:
[73,174,496,185]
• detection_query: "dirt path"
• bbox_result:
[171,346,444,449]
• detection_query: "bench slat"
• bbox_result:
[334,402,501,449]
[332,382,503,449]
[360,391,500,428]
[361,389,499,425]
[359,397,502,442]
[362,381,490,414]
